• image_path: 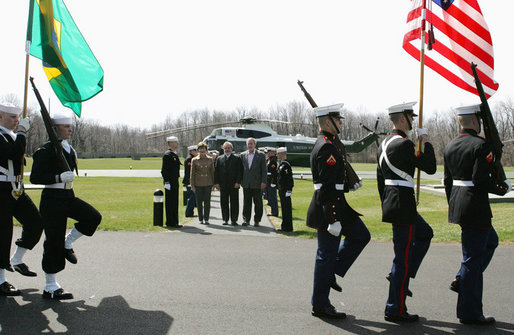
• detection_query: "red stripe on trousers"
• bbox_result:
[400,224,414,315]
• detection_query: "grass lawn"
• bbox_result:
[20,177,513,243]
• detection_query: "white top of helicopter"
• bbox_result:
[204,123,315,143]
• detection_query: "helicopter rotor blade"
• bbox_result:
[145,120,239,139]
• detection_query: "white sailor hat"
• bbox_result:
[51,114,73,125]
[266,147,276,152]
[455,104,481,115]
[166,136,179,143]
[388,101,418,116]
[314,103,345,118]
[187,145,198,151]
[0,102,21,115]
[277,147,287,153]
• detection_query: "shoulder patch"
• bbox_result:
[486,152,493,163]
[326,154,337,166]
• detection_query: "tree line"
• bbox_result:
[2,94,514,166]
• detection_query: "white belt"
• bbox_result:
[384,179,414,188]
[0,175,17,182]
[45,182,73,189]
[314,183,344,190]
[453,180,474,187]
[267,172,272,175]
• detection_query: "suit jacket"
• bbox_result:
[214,154,243,189]
[240,150,267,189]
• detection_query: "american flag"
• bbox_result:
[403,0,498,98]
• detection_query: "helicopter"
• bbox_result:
[146,116,381,167]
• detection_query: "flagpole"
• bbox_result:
[17,42,31,189]
[415,0,427,204]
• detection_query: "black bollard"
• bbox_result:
[153,189,164,226]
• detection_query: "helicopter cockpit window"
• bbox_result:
[236,129,271,139]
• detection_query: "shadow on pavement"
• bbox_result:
[0,289,173,335]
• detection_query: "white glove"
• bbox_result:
[350,180,363,192]
[416,128,428,137]
[285,191,292,197]
[327,221,342,237]
[164,182,171,190]
[60,171,75,183]
[271,184,276,188]
[18,118,30,132]
[183,186,187,192]
[504,179,512,193]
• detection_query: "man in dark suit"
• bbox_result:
[444,104,510,325]
[214,141,243,225]
[240,138,267,226]
[161,136,182,228]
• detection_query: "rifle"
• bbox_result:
[29,77,72,174]
[297,80,360,190]
[470,63,508,195]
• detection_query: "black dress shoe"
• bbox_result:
[312,305,346,319]
[331,275,342,292]
[386,273,412,297]
[231,222,238,226]
[254,222,260,227]
[450,276,460,293]
[13,263,37,277]
[384,312,419,322]
[42,288,73,300]
[5,265,14,272]
[0,281,21,296]
[167,224,183,228]
[64,248,77,264]
[242,222,249,226]
[460,315,495,325]
[222,222,228,225]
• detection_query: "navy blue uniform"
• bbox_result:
[265,156,278,216]
[161,150,181,227]
[377,129,436,317]
[0,129,43,270]
[307,131,370,309]
[31,142,101,274]
[443,129,501,321]
[277,160,293,231]
[182,156,196,217]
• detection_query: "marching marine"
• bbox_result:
[0,102,43,296]
[377,102,436,322]
[30,114,102,300]
[276,147,293,232]
[307,103,370,319]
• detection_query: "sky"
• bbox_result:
[0,0,512,129]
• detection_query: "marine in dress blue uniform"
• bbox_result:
[276,147,293,232]
[265,148,279,216]
[306,103,370,319]
[31,114,102,300]
[377,102,436,322]
[183,145,197,217]
[161,136,182,228]
[443,104,510,325]
[0,103,43,296]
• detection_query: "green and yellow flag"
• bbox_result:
[26,0,103,117]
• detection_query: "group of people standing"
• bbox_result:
[161,137,294,231]
[307,102,510,325]
[1,103,101,300]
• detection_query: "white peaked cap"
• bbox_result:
[52,114,73,125]
[0,102,22,115]
[314,103,344,118]
[187,145,198,151]
[166,136,179,143]
[388,101,418,116]
[455,104,481,115]
[277,147,287,153]
[266,147,276,152]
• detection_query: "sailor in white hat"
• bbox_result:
[183,145,198,217]
[276,147,294,232]
[31,112,102,300]
[443,103,510,324]
[307,103,370,319]
[265,147,278,217]
[162,135,182,228]
[378,101,436,322]
[0,102,43,296]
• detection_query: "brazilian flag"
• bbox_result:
[26,0,103,117]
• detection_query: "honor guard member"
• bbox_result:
[0,103,43,296]
[276,147,293,232]
[377,102,436,322]
[443,104,511,325]
[307,103,370,319]
[265,147,279,216]
[161,136,182,228]
[183,145,197,217]
[31,114,102,300]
